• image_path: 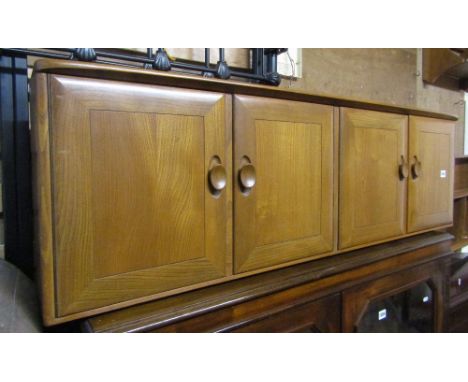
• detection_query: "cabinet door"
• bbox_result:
[342,261,445,332]
[234,96,334,273]
[47,75,231,317]
[407,117,454,232]
[339,108,408,249]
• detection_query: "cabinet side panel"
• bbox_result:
[30,73,56,325]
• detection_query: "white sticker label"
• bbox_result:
[440,170,447,178]
[423,296,429,303]
[378,309,387,320]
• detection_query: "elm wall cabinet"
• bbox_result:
[30,59,456,325]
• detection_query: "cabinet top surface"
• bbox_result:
[33,59,457,121]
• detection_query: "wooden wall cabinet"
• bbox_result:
[340,109,454,249]
[339,109,408,248]
[30,60,457,325]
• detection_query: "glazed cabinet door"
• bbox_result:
[41,75,231,319]
[233,95,334,273]
[342,260,446,332]
[339,108,408,249]
[407,116,454,233]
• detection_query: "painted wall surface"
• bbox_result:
[281,48,466,157]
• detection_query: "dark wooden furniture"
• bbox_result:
[30,59,456,326]
[423,48,468,91]
[343,260,445,332]
[444,158,468,332]
[448,251,468,332]
[450,158,468,250]
[83,232,452,333]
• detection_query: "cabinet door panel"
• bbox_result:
[234,95,334,273]
[339,108,407,249]
[408,117,454,232]
[342,261,445,332]
[48,75,231,317]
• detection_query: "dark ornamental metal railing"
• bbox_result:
[0,48,288,85]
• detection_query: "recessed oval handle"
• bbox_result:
[209,164,227,191]
[239,163,256,190]
[398,155,409,180]
[411,155,422,179]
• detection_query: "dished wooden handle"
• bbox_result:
[411,155,422,179]
[239,163,256,190]
[398,155,409,180]
[209,164,227,191]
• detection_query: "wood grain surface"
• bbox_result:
[43,74,232,318]
[408,116,454,232]
[339,108,408,249]
[233,95,334,273]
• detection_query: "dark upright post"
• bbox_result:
[0,54,34,277]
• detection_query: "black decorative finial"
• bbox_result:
[215,48,230,79]
[264,72,281,86]
[262,48,287,86]
[74,48,96,61]
[215,60,230,79]
[152,48,171,71]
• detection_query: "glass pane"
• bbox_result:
[356,282,434,333]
